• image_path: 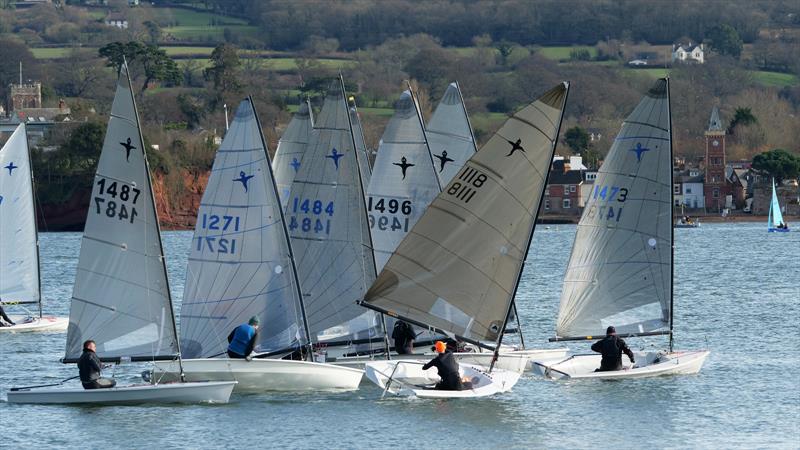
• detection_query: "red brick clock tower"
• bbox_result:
[703,106,729,212]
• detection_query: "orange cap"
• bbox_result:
[434,341,446,353]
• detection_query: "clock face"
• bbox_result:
[712,140,719,147]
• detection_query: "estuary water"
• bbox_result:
[1,222,798,449]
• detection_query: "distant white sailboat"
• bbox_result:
[7,61,235,404]
[273,99,313,210]
[533,78,709,380]
[768,178,790,232]
[0,123,68,333]
[360,82,571,397]
[151,97,363,392]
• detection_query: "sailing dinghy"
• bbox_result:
[0,124,68,332]
[533,79,709,380]
[6,62,235,404]
[273,99,313,210]
[150,97,363,392]
[768,178,790,232]
[359,82,571,397]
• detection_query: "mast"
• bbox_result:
[454,81,478,154]
[23,124,43,318]
[251,95,314,361]
[126,59,185,380]
[667,77,674,353]
[489,81,570,372]
[407,81,442,192]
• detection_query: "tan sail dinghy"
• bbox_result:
[0,124,68,332]
[533,79,709,380]
[360,82,570,397]
[150,97,363,392]
[7,61,235,404]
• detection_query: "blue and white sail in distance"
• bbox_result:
[768,178,790,232]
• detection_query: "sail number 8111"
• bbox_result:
[94,177,141,224]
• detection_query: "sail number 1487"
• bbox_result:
[94,177,141,224]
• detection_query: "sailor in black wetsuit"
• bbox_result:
[391,320,416,355]
[0,304,15,327]
[78,340,117,389]
[422,341,463,391]
[591,326,635,371]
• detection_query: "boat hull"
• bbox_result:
[532,350,709,380]
[364,360,520,398]
[150,358,364,392]
[0,316,68,333]
[768,228,790,233]
[6,381,236,404]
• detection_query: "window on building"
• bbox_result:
[673,184,681,194]
[569,185,576,193]
[563,199,571,209]
[686,187,692,194]
[545,187,549,196]
[713,188,720,198]
[544,199,550,210]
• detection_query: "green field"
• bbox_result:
[751,71,799,87]
[178,57,355,71]
[630,68,670,78]
[31,47,85,59]
[537,46,598,60]
[157,7,248,27]
[161,46,216,57]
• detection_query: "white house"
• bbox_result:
[672,42,704,64]
[105,13,129,29]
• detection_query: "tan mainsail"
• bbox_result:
[363,83,569,343]
[556,79,672,338]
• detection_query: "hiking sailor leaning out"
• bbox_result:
[591,326,635,371]
[228,316,260,360]
[78,340,117,389]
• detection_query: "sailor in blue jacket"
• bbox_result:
[227,316,260,360]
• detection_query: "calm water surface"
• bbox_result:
[1,223,798,449]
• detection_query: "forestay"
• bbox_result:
[179,99,307,358]
[273,100,313,210]
[349,97,372,195]
[366,90,440,272]
[0,124,39,306]
[363,83,569,343]
[556,78,672,339]
[426,82,478,187]
[65,62,178,361]
[287,79,376,339]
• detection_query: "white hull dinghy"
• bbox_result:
[533,350,709,380]
[330,349,535,374]
[7,381,236,405]
[365,361,520,398]
[1,315,68,333]
[150,358,363,392]
[544,79,708,380]
[358,83,571,398]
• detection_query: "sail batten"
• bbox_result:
[556,78,672,339]
[363,83,569,343]
[0,124,40,306]
[65,62,178,361]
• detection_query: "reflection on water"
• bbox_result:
[1,223,798,448]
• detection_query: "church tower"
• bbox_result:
[703,106,728,212]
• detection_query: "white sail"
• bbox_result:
[0,124,39,305]
[349,98,372,195]
[363,83,569,343]
[768,179,785,229]
[556,79,672,339]
[179,99,307,358]
[426,82,478,187]
[287,79,376,339]
[273,100,313,210]
[65,62,178,361]
[366,90,441,272]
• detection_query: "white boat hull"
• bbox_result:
[532,350,710,380]
[364,360,520,398]
[0,315,68,333]
[150,358,364,392]
[6,381,236,404]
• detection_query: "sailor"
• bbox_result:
[227,316,260,360]
[422,341,463,391]
[391,320,416,355]
[591,326,635,371]
[0,303,15,327]
[78,340,117,389]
